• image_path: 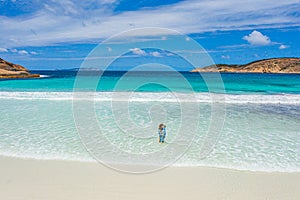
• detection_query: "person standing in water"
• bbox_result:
[158,124,167,143]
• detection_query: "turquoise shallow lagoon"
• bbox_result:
[0,71,299,94]
[0,71,299,172]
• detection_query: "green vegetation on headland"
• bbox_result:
[0,58,40,79]
[191,58,300,73]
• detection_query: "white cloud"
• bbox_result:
[279,44,289,49]
[44,0,79,16]
[130,48,146,56]
[129,49,164,57]
[18,50,29,55]
[0,0,299,47]
[243,30,271,46]
[150,51,162,57]
[10,49,18,53]
[30,51,38,55]
[9,49,31,55]
[107,47,112,52]
[0,47,8,52]
[254,53,260,58]
[221,55,230,59]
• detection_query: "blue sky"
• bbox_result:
[0,0,299,70]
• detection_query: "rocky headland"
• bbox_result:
[0,58,39,79]
[191,58,300,73]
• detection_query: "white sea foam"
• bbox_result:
[39,75,51,78]
[0,91,299,104]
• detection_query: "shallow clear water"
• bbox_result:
[0,71,299,172]
[0,71,299,94]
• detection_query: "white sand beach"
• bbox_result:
[0,156,299,200]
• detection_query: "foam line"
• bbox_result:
[0,92,299,104]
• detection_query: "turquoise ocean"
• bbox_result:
[0,71,299,172]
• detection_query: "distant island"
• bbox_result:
[191,58,300,73]
[0,58,39,79]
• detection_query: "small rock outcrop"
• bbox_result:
[0,58,40,79]
[191,58,300,73]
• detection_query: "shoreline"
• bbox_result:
[0,154,299,174]
[1,156,299,199]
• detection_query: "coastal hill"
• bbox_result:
[191,58,300,73]
[0,58,39,79]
